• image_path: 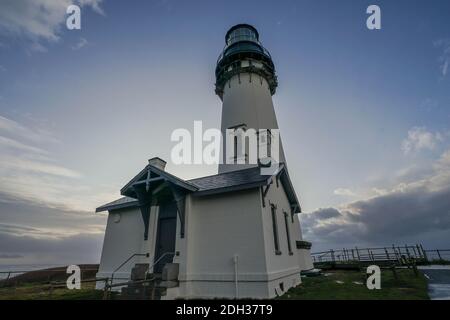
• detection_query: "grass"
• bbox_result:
[0,281,104,300]
[278,269,429,300]
[0,269,429,300]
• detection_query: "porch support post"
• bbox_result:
[169,184,186,238]
[133,186,153,241]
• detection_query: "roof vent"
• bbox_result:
[148,157,166,171]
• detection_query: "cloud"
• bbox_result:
[0,0,104,48]
[71,37,88,50]
[0,114,118,212]
[0,135,48,154]
[0,156,81,178]
[0,229,105,265]
[333,188,356,197]
[434,39,450,77]
[0,115,59,144]
[401,127,443,154]
[0,253,23,259]
[0,197,107,265]
[302,148,450,251]
[311,208,342,220]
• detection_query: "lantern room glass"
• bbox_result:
[226,27,258,46]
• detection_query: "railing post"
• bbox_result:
[437,250,442,260]
[412,246,417,258]
[355,247,360,261]
[384,247,390,260]
[420,244,428,262]
[405,245,411,259]
[5,272,11,287]
[416,244,422,259]
[103,278,110,300]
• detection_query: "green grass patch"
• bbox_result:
[0,281,104,300]
[279,269,429,300]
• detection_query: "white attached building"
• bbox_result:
[96,24,313,299]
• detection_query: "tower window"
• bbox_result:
[271,204,281,255]
[284,211,293,255]
[227,124,250,163]
[258,129,272,159]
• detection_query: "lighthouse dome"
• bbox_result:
[215,24,277,99]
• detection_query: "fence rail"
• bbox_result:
[311,244,450,266]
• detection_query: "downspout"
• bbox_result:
[233,254,239,298]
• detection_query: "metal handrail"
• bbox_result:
[144,252,175,279]
[150,252,175,270]
[110,252,149,286]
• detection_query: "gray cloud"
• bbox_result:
[303,187,450,252]
[0,254,23,259]
[0,231,104,265]
[302,148,450,252]
[0,194,106,265]
[308,207,342,220]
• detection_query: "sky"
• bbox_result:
[0,0,449,265]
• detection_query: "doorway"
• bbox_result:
[154,201,177,273]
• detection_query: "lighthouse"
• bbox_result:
[216,24,286,173]
[95,23,313,299]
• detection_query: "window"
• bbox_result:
[271,204,281,255]
[227,124,250,163]
[284,211,293,255]
[233,135,238,161]
[258,129,272,159]
[227,27,257,45]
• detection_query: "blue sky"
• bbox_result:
[0,0,449,264]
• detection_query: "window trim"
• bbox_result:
[284,211,293,255]
[270,204,282,255]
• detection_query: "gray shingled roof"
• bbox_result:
[96,164,301,213]
[188,166,271,194]
[96,196,138,213]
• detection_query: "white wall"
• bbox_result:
[176,189,270,298]
[219,73,286,173]
[260,177,302,297]
[96,205,159,288]
[173,184,306,299]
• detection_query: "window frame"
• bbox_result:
[284,211,293,255]
[270,203,282,255]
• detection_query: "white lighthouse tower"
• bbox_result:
[95,23,313,300]
[216,24,286,173]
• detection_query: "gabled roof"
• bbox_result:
[96,196,138,213]
[188,166,272,195]
[96,163,301,213]
[120,163,198,198]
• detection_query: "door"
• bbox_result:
[154,202,177,273]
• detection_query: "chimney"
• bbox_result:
[148,157,166,171]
